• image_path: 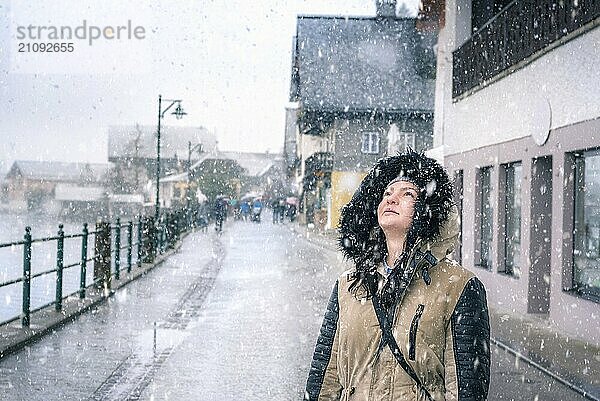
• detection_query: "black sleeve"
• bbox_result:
[451,277,491,401]
[304,280,341,401]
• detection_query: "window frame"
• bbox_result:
[500,161,522,278]
[571,149,600,301]
[475,166,494,269]
[361,131,380,154]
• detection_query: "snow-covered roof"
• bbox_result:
[108,125,218,161]
[217,152,282,177]
[160,151,283,183]
[6,161,110,183]
[292,15,435,113]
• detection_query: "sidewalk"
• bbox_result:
[293,222,600,399]
[0,233,188,360]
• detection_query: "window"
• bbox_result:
[573,150,600,299]
[477,166,493,268]
[453,170,464,264]
[388,129,416,154]
[361,132,380,154]
[502,162,522,277]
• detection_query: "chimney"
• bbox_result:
[417,0,446,30]
[375,0,397,18]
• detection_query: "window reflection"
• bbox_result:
[573,150,600,298]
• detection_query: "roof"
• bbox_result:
[161,151,283,183]
[217,152,282,177]
[6,161,110,183]
[292,15,436,113]
[108,125,218,160]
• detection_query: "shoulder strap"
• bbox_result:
[372,293,434,401]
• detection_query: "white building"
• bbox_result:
[432,0,599,344]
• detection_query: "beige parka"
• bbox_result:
[305,208,490,401]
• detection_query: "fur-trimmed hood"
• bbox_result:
[338,150,456,274]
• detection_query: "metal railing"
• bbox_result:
[0,208,194,328]
[453,0,600,98]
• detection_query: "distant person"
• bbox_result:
[287,201,297,222]
[278,197,285,223]
[214,198,226,232]
[271,198,280,224]
[304,150,490,401]
[240,200,250,221]
[251,198,263,223]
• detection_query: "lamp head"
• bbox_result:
[172,103,187,119]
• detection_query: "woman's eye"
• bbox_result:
[405,192,416,198]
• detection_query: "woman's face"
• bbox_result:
[377,180,419,236]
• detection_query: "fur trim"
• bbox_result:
[338,150,454,275]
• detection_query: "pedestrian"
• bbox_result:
[272,198,280,224]
[214,197,226,232]
[304,150,490,401]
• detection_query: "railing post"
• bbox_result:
[137,215,142,267]
[114,217,121,280]
[142,216,155,263]
[127,221,133,273]
[55,224,64,312]
[158,216,165,254]
[22,226,32,327]
[79,222,88,299]
[94,220,112,292]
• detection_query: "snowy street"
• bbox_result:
[0,216,593,400]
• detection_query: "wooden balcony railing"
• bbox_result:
[453,0,600,98]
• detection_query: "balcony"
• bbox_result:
[453,0,600,98]
[303,152,333,191]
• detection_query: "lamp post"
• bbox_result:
[155,94,186,222]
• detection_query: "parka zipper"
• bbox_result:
[409,304,425,361]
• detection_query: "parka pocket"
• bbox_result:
[409,304,425,361]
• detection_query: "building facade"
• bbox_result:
[4,161,110,214]
[290,3,437,228]
[433,0,600,343]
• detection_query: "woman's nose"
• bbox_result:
[386,194,398,204]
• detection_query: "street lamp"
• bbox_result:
[155,94,186,222]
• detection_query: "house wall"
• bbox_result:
[298,133,329,182]
[434,0,600,344]
[435,3,600,156]
[333,118,387,171]
[446,119,600,344]
[327,115,433,228]
[7,178,56,212]
[332,116,433,171]
[330,171,366,230]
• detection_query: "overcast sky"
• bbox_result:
[0,0,419,165]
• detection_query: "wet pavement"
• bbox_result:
[0,215,597,400]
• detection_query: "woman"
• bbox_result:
[305,151,490,401]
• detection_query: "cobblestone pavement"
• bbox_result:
[0,215,595,400]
